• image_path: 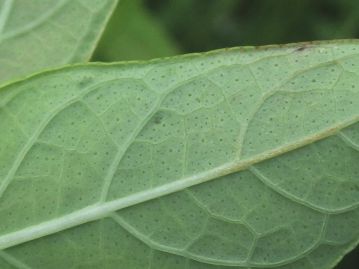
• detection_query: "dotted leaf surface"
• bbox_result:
[0,0,118,85]
[0,41,358,269]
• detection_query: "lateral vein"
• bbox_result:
[0,115,357,250]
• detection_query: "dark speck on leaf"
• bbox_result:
[78,77,93,88]
[154,114,163,124]
[294,44,311,52]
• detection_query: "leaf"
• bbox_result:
[92,0,179,62]
[0,40,358,269]
[0,0,118,85]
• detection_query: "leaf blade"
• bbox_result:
[0,41,358,268]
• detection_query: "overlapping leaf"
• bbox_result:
[0,0,118,84]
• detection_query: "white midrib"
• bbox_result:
[0,115,358,250]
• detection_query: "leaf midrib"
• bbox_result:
[0,115,358,251]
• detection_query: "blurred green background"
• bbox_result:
[93,0,359,61]
[93,1,359,268]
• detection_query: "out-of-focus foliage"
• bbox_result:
[146,0,359,52]
[94,0,359,61]
[92,0,178,61]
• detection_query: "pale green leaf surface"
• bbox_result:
[0,0,118,85]
[0,41,358,269]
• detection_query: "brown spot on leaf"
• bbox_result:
[294,44,312,52]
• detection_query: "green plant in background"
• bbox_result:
[146,0,359,52]
[0,1,358,269]
[93,0,179,61]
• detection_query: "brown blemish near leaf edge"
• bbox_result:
[294,44,313,52]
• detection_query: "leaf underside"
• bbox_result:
[0,41,358,269]
[0,0,118,85]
